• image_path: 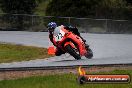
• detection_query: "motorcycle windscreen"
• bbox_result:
[53,26,65,42]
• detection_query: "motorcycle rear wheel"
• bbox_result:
[65,45,81,60]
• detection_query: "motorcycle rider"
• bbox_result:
[47,22,89,56]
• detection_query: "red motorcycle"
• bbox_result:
[52,25,93,60]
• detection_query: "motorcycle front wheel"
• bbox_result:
[65,45,81,60]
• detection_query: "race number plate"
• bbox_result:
[54,28,65,42]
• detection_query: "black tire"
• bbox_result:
[65,45,81,60]
[85,48,93,59]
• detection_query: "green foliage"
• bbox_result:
[126,0,132,5]
[0,0,37,14]
[0,0,39,30]
[46,0,132,19]
[0,0,131,19]
[35,0,51,16]
[97,0,127,19]
[46,0,98,17]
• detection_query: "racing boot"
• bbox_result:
[55,48,65,56]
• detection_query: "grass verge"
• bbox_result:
[0,43,53,63]
[0,70,132,88]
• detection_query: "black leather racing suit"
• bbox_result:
[64,26,86,42]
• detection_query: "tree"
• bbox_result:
[0,0,37,14]
[0,0,39,30]
[96,0,127,19]
[46,0,98,17]
[126,0,132,5]
[46,0,131,19]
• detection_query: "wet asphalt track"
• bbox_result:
[0,31,132,68]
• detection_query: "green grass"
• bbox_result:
[0,70,132,88]
[0,43,53,63]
